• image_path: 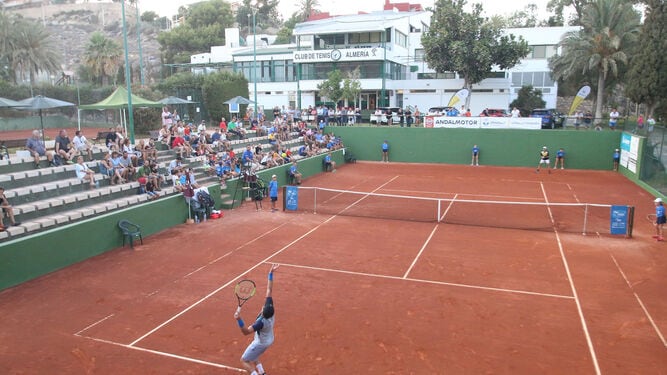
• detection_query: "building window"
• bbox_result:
[414,49,425,62]
[531,46,547,59]
[394,30,407,48]
[418,72,456,79]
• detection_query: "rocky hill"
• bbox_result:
[10,2,162,84]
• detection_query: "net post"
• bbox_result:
[582,204,589,235]
[626,205,634,239]
[437,199,441,222]
[314,188,317,214]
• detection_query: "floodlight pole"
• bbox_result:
[136,0,145,86]
[252,6,258,121]
[122,0,135,143]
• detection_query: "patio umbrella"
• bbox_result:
[15,95,76,144]
[158,96,197,105]
[0,97,21,108]
[223,96,254,105]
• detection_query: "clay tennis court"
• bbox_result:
[1,162,666,374]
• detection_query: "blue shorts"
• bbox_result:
[658,215,666,225]
[271,196,278,202]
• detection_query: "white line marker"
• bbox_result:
[128,176,401,347]
[403,224,439,279]
[74,314,115,336]
[541,182,601,375]
[78,334,245,372]
[610,254,667,347]
[281,262,574,300]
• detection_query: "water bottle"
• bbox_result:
[203,214,207,222]
[195,215,200,224]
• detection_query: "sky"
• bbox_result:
[139,0,553,22]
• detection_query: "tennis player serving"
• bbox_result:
[234,264,280,375]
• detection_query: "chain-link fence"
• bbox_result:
[639,125,666,195]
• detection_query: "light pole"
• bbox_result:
[250,3,258,120]
[135,0,145,85]
[121,0,135,143]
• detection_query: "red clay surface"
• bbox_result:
[1,162,666,374]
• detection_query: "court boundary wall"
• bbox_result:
[330,127,621,170]
[0,150,345,291]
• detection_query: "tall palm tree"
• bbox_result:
[83,32,122,86]
[11,21,62,84]
[549,0,640,121]
[298,0,321,21]
[0,13,61,84]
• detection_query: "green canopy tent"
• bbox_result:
[78,86,162,142]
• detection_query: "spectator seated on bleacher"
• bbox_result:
[110,151,128,183]
[183,168,200,189]
[0,186,20,230]
[172,170,185,193]
[121,138,141,165]
[145,179,159,200]
[26,130,55,168]
[99,153,124,185]
[136,162,163,192]
[73,130,94,162]
[171,134,190,158]
[120,151,136,181]
[75,156,98,188]
[137,139,157,162]
[168,155,183,176]
[105,127,118,151]
[157,124,171,148]
[55,129,78,164]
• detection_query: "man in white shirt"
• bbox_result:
[197,121,207,136]
[609,108,620,130]
[161,106,173,127]
[73,130,94,161]
[511,107,520,118]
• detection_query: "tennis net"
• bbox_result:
[293,186,627,234]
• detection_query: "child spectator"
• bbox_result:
[75,156,97,188]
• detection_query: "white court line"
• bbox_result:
[439,193,458,222]
[74,314,115,336]
[402,192,461,279]
[566,184,582,204]
[78,334,245,372]
[184,221,291,278]
[383,188,545,201]
[402,224,439,279]
[128,175,401,347]
[281,262,574,300]
[541,182,602,375]
[610,254,667,347]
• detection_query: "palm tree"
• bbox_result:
[83,32,122,86]
[298,0,321,21]
[0,13,61,84]
[549,0,640,121]
[11,21,62,84]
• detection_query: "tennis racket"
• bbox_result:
[646,214,657,224]
[234,279,256,314]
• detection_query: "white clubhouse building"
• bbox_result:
[190,5,577,115]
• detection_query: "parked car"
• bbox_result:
[531,108,565,129]
[486,108,509,117]
[427,106,459,116]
